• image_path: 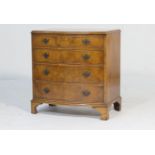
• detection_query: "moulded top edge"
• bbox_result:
[31,29,121,35]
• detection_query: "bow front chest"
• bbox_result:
[31,30,121,120]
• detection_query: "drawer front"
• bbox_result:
[34,81,104,102]
[32,34,105,49]
[33,64,104,83]
[33,49,104,65]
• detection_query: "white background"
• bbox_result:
[0,0,155,155]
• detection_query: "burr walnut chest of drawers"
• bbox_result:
[31,30,121,120]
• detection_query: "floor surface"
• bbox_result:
[0,73,155,130]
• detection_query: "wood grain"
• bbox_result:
[33,64,104,83]
[33,81,104,102]
[33,49,104,65]
[104,30,121,104]
[32,34,105,49]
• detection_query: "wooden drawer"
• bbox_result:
[33,49,104,65]
[32,34,105,49]
[34,81,104,102]
[33,64,104,83]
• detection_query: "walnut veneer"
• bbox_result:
[31,30,121,120]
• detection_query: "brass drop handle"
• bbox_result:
[43,38,49,44]
[82,71,91,78]
[43,88,50,94]
[43,53,49,59]
[82,54,90,61]
[82,39,91,45]
[82,90,91,96]
[43,69,49,75]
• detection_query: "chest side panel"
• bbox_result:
[104,31,121,104]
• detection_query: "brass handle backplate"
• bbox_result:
[43,88,50,94]
[43,69,49,75]
[43,38,49,44]
[83,54,90,61]
[82,71,91,78]
[82,39,91,45]
[82,90,91,96]
[43,53,49,59]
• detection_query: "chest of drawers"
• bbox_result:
[31,30,121,120]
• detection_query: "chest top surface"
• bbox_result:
[31,29,120,34]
